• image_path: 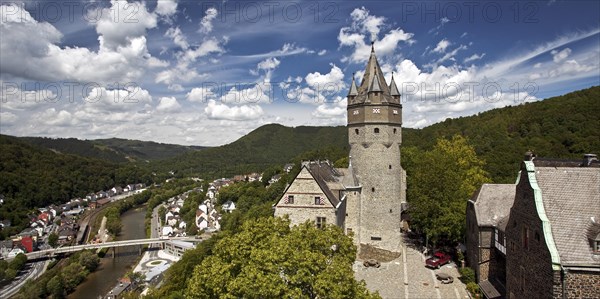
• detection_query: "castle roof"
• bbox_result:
[469,184,516,228]
[348,75,358,97]
[304,161,345,207]
[532,164,600,265]
[389,74,400,96]
[353,43,396,104]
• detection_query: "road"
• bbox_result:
[1,260,48,299]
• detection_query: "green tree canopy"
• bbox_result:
[48,232,59,248]
[405,135,491,245]
[185,217,379,299]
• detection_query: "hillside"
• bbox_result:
[402,86,600,183]
[0,135,154,238]
[153,86,599,183]
[151,124,348,178]
[16,136,204,163]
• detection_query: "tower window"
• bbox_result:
[355,129,359,135]
[374,128,380,133]
[393,128,397,134]
[389,165,392,169]
[371,187,375,192]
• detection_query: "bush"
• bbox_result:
[466,282,480,296]
[459,267,475,284]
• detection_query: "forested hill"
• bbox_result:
[151,124,348,178]
[15,136,204,163]
[153,86,599,183]
[402,85,600,183]
[0,135,154,237]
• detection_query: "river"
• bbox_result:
[68,206,147,299]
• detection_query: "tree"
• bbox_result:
[48,232,59,248]
[78,250,100,271]
[9,253,27,271]
[47,275,65,298]
[185,217,379,299]
[406,135,491,245]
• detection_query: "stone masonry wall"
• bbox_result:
[349,124,405,252]
[564,270,600,299]
[506,168,555,299]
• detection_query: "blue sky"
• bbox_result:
[1,0,598,146]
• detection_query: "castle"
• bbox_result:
[274,44,407,252]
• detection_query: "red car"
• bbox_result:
[426,251,452,269]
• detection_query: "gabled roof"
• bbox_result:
[304,161,344,207]
[470,184,516,227]
[532,164,600,265]
[277,161,346,208]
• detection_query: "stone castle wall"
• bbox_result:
[563,270,600,299]
[349,124,405,251]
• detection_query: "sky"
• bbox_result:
[0,0,598,146]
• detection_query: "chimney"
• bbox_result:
[524,151,536,161]
[582,154,598,167]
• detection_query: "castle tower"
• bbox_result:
[345,43,406,252]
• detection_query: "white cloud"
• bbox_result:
[93,0,157,51]
[0,3,166,84]
[81,86,152,113]
[338,8,414,63]
[200,7,218,34]
[0,111,18,125]
[204,100,263,121]
[551,48,571,63]
[433,39,451,53]
[220,84,272,105]
[464,53,486,63]
[33,108,74,126]
[305,64,345,90]
[312,96,347,120]
[187,87,217,102]
[350,7,386,41]
[0,84,58,110]
[257,57,280,70]
[155,0,178,17]
[166,27,189,50]
[318,49,327,56]
[156,96,181,112]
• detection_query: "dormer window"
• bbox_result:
[595,240,600,253]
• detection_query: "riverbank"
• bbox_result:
[68,207,147,299]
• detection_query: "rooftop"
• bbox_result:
[470,184,516,228]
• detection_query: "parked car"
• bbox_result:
[425,251,452,269]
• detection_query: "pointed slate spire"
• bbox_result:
[358,42,390,95]
[348,73,358,97]
[369,73,382,92]
[389,72,400,97]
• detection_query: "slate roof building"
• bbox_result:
[467,153,600,298]
[466,184,516,298]
[274,44,407,252]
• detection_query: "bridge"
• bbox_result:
[26,237,201,259]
